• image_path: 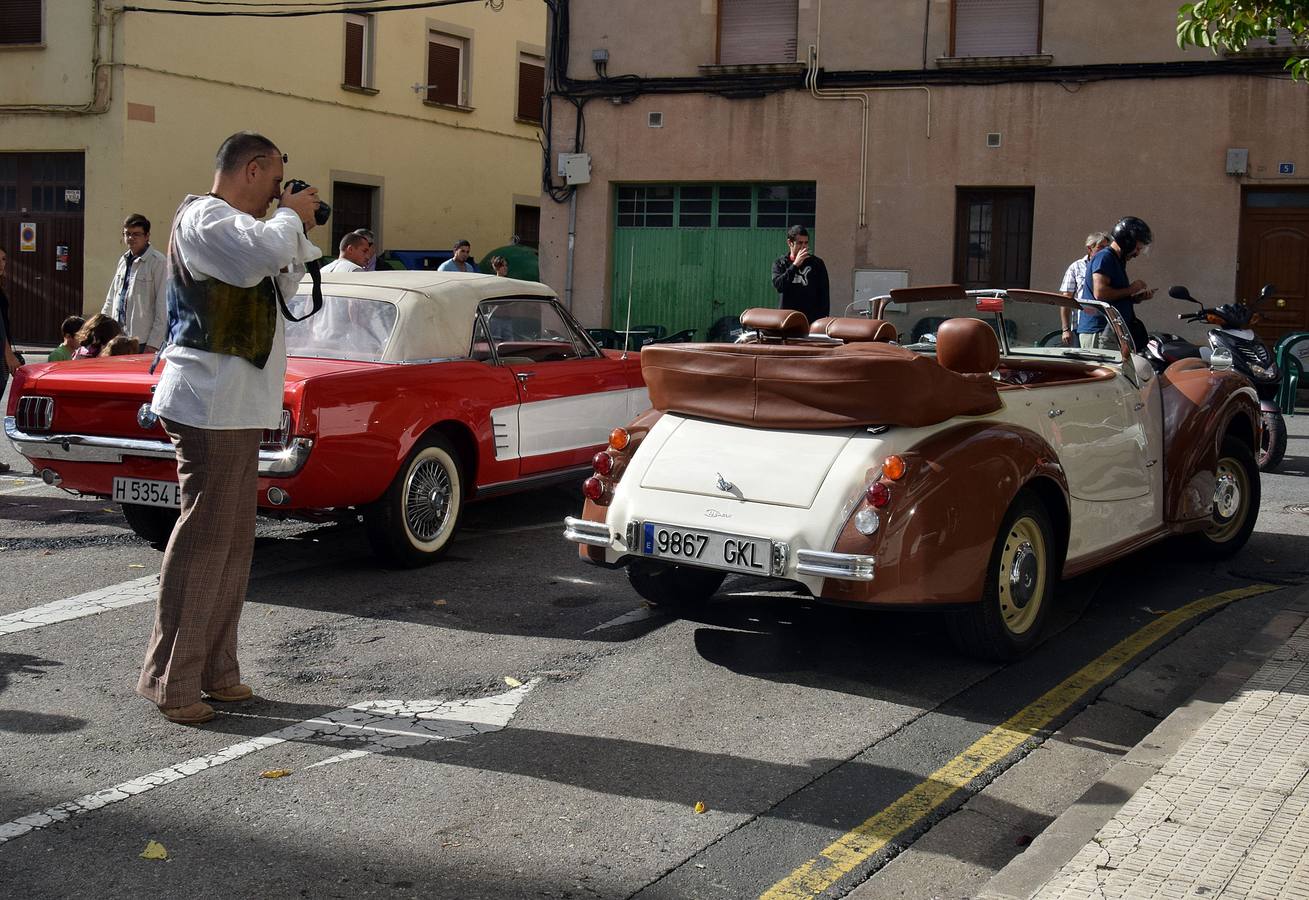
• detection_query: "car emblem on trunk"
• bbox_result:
[704,509,732,519]
[137,403,159,430]
[716,472,735,493]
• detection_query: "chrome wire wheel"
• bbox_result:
[997,516,1048,636]
[404,456,454,543]
[1206,454,1250,545]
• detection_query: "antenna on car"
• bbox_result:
[621,243,635,360]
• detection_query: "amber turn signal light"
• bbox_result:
[882,455,906,481]
[609,428,630,451]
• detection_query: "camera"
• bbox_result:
[285,178,331,226]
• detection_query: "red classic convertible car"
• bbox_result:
[5,272,647,566]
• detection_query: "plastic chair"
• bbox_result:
[630,324,667,340]
[1274,332,1309,415]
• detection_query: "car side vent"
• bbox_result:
[16,396,55,432]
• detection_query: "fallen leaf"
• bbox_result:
[693,801,707,814]
[102,508,114,513]
[260,769,292,779]
[140,840,168,860]
[504,676,523,688]
[1263,558,1276,564]
[1141,606,1167,616]
[433,599,447,607]
[128,564,146,569]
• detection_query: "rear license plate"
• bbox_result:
[641,522,771,574]
[112,477,180,509]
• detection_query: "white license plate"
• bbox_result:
[112,477,181,509]
[640,522,771,574]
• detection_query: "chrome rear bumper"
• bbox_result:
[5,416,313,477]
[563,516,613,547]
[795,549,876,581]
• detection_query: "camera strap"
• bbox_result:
[275,257,324,322]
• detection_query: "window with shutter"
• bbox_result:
[517,54,545,123]
[427,33,466,106]
[343,14,371,89]
[718,0,798,66]
[0,0,42,45]
[952,0,1041,58]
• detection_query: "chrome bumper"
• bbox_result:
[563,516,613,547]
[796,549,876,581]
[5,416,314,477]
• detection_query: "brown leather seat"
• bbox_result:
[825,317,897,343]
[808,317,834,336]
[936,317,999,375]
[740,307,809,338]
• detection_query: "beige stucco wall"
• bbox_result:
[1,0,545,322]
[541,73,1309,342]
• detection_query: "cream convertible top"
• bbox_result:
[297,271,558,363]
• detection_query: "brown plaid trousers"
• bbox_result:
[137,419,261,708]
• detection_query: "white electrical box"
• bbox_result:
[1226,148,1249,175]
[557,152,592,185]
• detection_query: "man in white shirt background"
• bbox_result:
[321,231,372,273]
[138,131,320,726]
[1058,231,1110,346]
[101,213,169,353]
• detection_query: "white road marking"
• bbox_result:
[0,575,159,637]
[585,606,658,634]
[0,679,538,844]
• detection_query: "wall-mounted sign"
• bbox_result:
[1279,162,1296,176]
[56,244,70,271]
[64,189,82,204]
[19,222,36,253]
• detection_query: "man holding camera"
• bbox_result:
[138,131,321,725]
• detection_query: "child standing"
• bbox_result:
[47,315,85,362]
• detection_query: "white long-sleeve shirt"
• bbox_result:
[101,245,169,349]
[151,195,319,430]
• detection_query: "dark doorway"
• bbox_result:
[0,152,85,343]
[953,188,1034,290]
[331,182,376,256]
[514,204,540,249]
[1238,188,1309,346]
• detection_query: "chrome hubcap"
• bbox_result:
[1213,471,1240,521]
[1009,542,1038,610]
[405,458,452,542]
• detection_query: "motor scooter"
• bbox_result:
[1144,284,1285,471]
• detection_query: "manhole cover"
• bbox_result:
[1286,505,1309,514]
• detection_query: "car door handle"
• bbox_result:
[515,371,536,384]
[1048,408,1064,418]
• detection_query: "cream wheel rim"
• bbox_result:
[998,516,1047,635]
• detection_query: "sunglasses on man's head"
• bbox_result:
[250,153,289,165]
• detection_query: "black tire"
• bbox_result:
[627,559,726,610]
[1036,330,1066,348]
[120,503,179,550]
[947,491,1056,661]
[1187,436,1260,557]
[363,433,464,567]
[1257,410,1287,472]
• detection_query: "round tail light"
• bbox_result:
[882,455,906,481]
[609,428,631,451]
[592,451,614,476]
[866,482,891,508]
[583,477,606,502]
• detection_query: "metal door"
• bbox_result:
[0,152,85,342]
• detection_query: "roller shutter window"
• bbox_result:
[718,0,798,66]
[952,0,1041,57]
[517,54,544,123]
[427,33,465,106]
[0,0,42,45]
[343,14,369,88]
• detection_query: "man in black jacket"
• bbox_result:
[771,225,829,323]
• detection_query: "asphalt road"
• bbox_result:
[3,392,1309,900]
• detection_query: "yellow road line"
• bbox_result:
[761,583,1280,900]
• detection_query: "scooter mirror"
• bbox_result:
[1168,285,1196,303]
[1260,283,1276,299]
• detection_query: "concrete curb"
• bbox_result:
[977,587,1309,900]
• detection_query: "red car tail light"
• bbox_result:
[260,409,292,450]
[583,476,609,503]
[592,451,614,476]
[866,482,891,508]
[16,396,55,432]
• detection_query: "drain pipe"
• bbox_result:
[563,187,577,311]
[807,0,933,228]
[0,0,114,115]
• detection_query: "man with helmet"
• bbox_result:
[1075,216,1154,350]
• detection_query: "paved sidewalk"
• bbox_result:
[984,602,1309,900]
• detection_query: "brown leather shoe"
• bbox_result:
[159,702,214,725]
[204,683,253,702]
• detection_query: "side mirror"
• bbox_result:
[1168,285,1196,303]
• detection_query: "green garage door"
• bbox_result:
[611,183,815,342]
